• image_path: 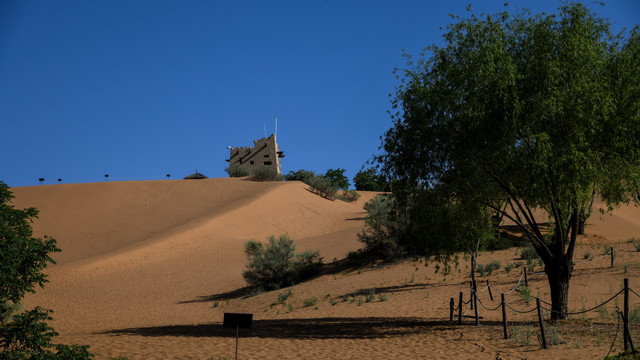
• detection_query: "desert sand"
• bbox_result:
[10,178,640,359]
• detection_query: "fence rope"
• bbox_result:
[504,301,538,314]
[606,309,623,359]
[574,253,609,265]
[473,290,502,311]
[630,287,640,299]
[538,289,624,315]
[494,270,525,295]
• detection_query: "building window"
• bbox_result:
[250,161,255,165]
[264,161,272,166]
[264,154,270,158]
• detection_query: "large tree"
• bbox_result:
[379,4,640,319]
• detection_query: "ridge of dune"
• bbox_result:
[10,178,334,265]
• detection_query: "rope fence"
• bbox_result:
[448,274,639,355]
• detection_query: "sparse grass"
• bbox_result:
[276,289,292,304]
[378,293,389,302]
[366,289,376,303]
[302,297,318,307]
[511,324,534,346]
[544,323,564,346]
[517,285,532,306]
[476,261,501,276]
[212,301,219,308]
[583,251,592,260]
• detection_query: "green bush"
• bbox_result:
[336,190,360,202]
[283,169,316,184]
[476,261,501,277]
[357,194,406,259]
[302,297,318,307]
[308,175,338,199]
[242,235,323,290]
[226,163,251,177]
[519,245,541,262]
[250,166,282,181]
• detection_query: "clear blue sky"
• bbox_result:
[2,1,638,188]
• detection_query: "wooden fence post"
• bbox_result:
[487,280,494,301]
[470,281,474,310]
[473,289,479,326]
[611,247,615,268]
[524,268,529,287]
[536,298,547,349]
[501,293,508,339]
[624,278,630,352]
[450,298,454,322]
[458,292,463,325]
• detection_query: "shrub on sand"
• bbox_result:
[242,235,323,290]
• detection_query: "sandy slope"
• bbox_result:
[11,179,640,359]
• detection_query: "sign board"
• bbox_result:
[223,313,253,329]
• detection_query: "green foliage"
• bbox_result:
[517,285,532,306]
[357,194,406,259]
[225,163,251,177]
[335,190,360,203]
[476,261,501,277]
[302,297,317,307]
[242,235,323,290]
[378,2,640,319]
[250,166,282,181]
[0,182,93,358]
[353,168,387,191]
[307,175,338,199]
[276,289,292,304]
[282,169,316,184]
[519,246,541,262]
[324,168,349,190]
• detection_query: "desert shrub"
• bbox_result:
[519,245,541,262]
[308,175,338,199]
[336,189,360,202]
[276,289,292,304]
[476,261,501,277]
[302,297,318,307]
[242,235,323,290]
[226,163,251,177]
[357,194,406,259]
[250,166,282,181]
[283,169,316,184]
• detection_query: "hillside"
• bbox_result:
[10,178,640,359]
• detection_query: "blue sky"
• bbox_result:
[1,1,639,188]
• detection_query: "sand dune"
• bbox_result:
[11,179,640,359]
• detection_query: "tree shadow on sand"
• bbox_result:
[99,317,460,340]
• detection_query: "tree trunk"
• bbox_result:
[546,257,572,320]
[577,220,585,235]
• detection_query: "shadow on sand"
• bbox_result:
[99,317,459,340]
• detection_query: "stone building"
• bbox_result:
[227,134,284,174]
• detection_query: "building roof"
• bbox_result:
[183,171,208,180]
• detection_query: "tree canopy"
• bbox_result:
[378,3,640,319]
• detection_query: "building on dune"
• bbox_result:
[226,134,284,174]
